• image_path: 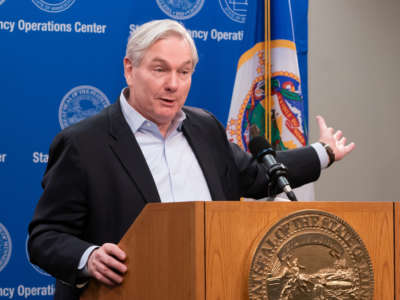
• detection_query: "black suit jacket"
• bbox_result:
[28,100,321,300]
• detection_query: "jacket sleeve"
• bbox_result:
[28,132,93,286]
[230,142,321,199]
[193,107,322,199]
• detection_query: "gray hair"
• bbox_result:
[126,19,199,69]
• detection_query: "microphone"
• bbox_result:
[249,136,297,201]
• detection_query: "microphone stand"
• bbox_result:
[249,134,298,202]
[254,148,297,201]
[266,161,297,201]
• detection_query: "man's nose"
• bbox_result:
[165,72,178,92]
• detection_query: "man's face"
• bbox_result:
[124,35,194,132]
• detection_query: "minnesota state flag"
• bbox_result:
[227,0,314,200]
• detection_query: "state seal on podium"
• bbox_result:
[248,210,374,300]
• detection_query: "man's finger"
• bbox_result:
[100,254,127,274]
[98,265,125,285]
[316,115,327,129]
[316,115,328,135]
[91,256,125,286]
[344,142,356,154]
[103,243,127,261]
[93,270,116,286]
[334,130,343,140]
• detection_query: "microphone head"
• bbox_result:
[249,136,275,157]
[249,136,272,156]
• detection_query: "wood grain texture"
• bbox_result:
[205,201,394,300]
[81,201,395,300]
[81,201,205,300]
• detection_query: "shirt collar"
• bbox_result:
[119,88,186,135]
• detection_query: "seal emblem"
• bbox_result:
[0,223,12,273]
[156,0,204,20]
[218,0,247,23]
[59,85,110,129]
[32,0,75,13]
[248,210,374,300]
[0,0,6,6]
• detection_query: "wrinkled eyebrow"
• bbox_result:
[151,57,193,68]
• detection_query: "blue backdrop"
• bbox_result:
[0,1,307,298]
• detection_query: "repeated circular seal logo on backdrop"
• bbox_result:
[59,85,110,129]
[25,235,51,276]
[248,210,374,300]
[0,223,12,273]
[218,0,247,23]
[156,0,204,20]
[32,0,75,13]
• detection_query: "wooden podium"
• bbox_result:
[81,201,399,300]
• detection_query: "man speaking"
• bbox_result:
[28,19,354,300]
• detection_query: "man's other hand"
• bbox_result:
[317,115,355,161]
[87,243,127,286]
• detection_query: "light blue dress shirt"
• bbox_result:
[119,89,212,203]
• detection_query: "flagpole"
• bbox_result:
[265,0,272,141]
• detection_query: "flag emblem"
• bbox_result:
[271,71,306,150]
[227,46,265,151]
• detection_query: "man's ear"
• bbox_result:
[123,57,134,85]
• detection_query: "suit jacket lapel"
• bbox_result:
[107,101,161,203]
[182,117,226,201]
